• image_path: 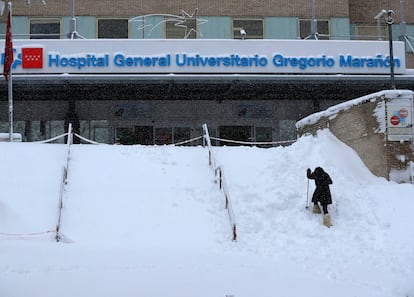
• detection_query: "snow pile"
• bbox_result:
[295,89,414,129]
[0,129,413,297]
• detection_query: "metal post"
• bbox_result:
[8,69,13,142]
[69,0,77,38]
[386,10,396,89]
[311,0,317,39]
[399,0,406,41]
[7,2,13,142]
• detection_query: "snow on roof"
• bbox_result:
[296,89,414,129]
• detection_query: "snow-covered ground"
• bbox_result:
[0,129,413,297]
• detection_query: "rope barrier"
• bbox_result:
[73,133,103,145]
[172,135,203,146]
[0,229,55,237]
[33,132,68,144]
[210,136,296,146]
[31,131,293,147]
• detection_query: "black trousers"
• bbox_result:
[314,202,329,214]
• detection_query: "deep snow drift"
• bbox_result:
[0,129,413,297]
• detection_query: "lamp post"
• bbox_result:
[69,0,77,39]
[310,0,318,39]
[385,10,396,90]
[375,9,396,90]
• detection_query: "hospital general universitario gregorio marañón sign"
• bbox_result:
[0,39,407,75]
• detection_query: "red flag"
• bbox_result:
[3,10,13,81]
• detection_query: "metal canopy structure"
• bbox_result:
[3,73,414,101]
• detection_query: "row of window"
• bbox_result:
[29,18,333,39]
[1,120,297,145]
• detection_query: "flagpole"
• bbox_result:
[6,2,13,142]
[8,59,13,142]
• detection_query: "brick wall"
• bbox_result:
[10,0,349,18]
[7,1,414,25]
[349,0,414,24]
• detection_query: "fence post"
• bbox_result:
[55,123,73,243]
[232,225,237,241]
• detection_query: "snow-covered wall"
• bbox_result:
[296,90,414,182]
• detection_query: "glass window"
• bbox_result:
[174,127,191,144]
[30,19,61,39]
[91,120,110,143]
[135,126,154,145]
[116,128,135,145]
[166,17,197,39]
[255,127,272,142]
[355,25,386,40]
[233,19,263,39]
[218,126,252,146]
[279,120,297,141]
[98,19,129,38]
[155,128,172,145]
[299,19,329,40]
[94,127,110,143]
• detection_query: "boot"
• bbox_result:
[323,214,333,228]
[312,204,322,214]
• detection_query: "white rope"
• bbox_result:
[73,133,103,145]
[33,132,68,144]
[172,135,203,146]
[210,136,296,146]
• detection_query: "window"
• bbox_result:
[135,126,154,145]
[255,127,273,148]
[279,120,296,141]
[355,25,386,40]
[218,126,252,146]
[98,19,129,38]
[255,127,272,142]
[116,128,135,145]
[30,19,61,39]
[166,17,197,39]
[155,128,172,145]
[299,19,329,40]
[173,127,191,144]
[233,19,263,39]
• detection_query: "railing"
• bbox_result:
[55,123,73,242]
[202,124,237,241]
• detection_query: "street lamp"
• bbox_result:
[68,0,78,39]
[375,9,396,89]
[385,10,396,89]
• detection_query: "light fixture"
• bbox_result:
[240,28,246,40]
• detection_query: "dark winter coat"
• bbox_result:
[307,167,333,205]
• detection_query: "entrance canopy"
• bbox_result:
[7,73,414,101]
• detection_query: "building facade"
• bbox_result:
[1,0,414,144]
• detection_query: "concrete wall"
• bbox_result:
[297,90,414,182]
